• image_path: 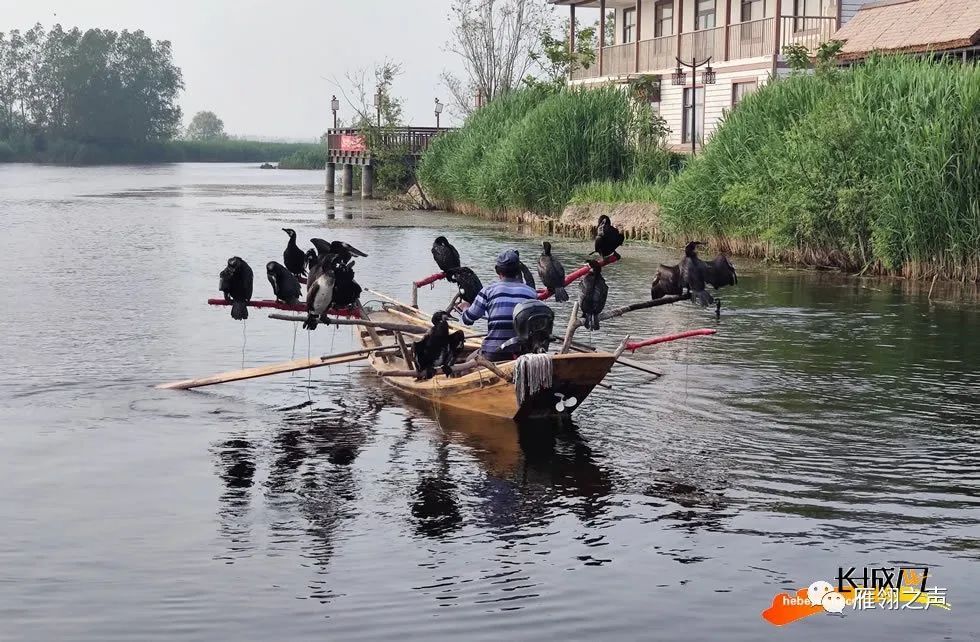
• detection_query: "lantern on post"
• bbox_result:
[674,56,716,156]
[331,95,340,129]
[434,98,444,129]
[671,66,686,86]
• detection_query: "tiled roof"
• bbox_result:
[833,0,980,60]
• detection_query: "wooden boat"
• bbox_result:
[356,295,616,422]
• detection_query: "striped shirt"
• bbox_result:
[460,277,538,355]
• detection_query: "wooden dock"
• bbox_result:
[324,126,451,198]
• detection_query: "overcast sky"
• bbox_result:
[0,0,480,140]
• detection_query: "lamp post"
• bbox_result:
[330,95,339,129]
[672,56,716,156]
[374,87,383,128]
[434,98,444,129]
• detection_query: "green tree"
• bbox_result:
[529,20,597,88]
[185,110,227,141]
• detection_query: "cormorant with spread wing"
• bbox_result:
[310,238,368,263]
[537,241,569,302]
[413,311,466,379]
[679,241,714,307]
[219,256,253,320]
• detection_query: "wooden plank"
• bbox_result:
[157,346,398,390]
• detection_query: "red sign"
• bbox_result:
[340,134,366,152]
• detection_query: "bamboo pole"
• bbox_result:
[475,354,513,383]
[566,294,690,334]
[377,358,485,379]
[560,301,581,354]
[267,314,429,334]
[157,345,400,390]
[393,330,412,365]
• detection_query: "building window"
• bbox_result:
[740,0,764,21]
[732,81,757,106]
[682,87,705,144]
[793,0,825,31]
[654,0,674,38]
[696,0,716,30]
[623,8,637,43]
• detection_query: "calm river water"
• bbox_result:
[1,164,979,641]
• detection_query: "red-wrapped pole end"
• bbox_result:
[626,328,716,352]
[538,254,621,301]
[414,272,447,288]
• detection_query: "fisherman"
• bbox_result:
[458,249,538,361]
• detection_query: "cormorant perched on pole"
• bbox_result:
[579,260,608,330]
[431,236,461,282]
[330,258,363,310]
[282,228,306,278]
[679,241,714,307]
[537,241,569,302]
[304,254,336,331]
[452,267,483,304]
[515,251,536,289]
[593,215,625,259]
[219,257,253,320]
[310,238,368,263]
[266,261,302,305]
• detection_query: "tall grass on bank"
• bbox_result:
[419,87,677,213]
[570,177,666,205]
[658,56,980,280]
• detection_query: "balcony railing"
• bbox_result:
[680,26,726,62]
[780,15,838,52]
[604,42,636,76]
[638,35,677,72]
[571,62,602,81]
[726,17,776,60]
[566,14,839,81]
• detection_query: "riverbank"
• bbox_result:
[434,198,980,282]
[420,57,980,283]
[0,137,322,165]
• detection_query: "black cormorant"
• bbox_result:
[578,260,608,330]
[266,261,302,305]
[219,256,253,320]
[679,241,714,307]
[452,267,483,304]
[282,228,306,278]
[413,311,466,379]
[431,236,461,282]
[311,238,368,263]
[593,215,625,259]
[331,258,363,310]
[303,254,336,330]
[537,241,569,302]
[650,264,683,300]
[515,251,536,289]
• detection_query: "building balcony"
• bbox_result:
[570,15,837,81]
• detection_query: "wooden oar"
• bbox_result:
[267,313,431,334]
[157,346,399,390]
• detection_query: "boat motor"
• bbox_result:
[501,300,555,355]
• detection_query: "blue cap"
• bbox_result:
[496,249,520,269]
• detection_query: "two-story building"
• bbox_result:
[550,0,873,150]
